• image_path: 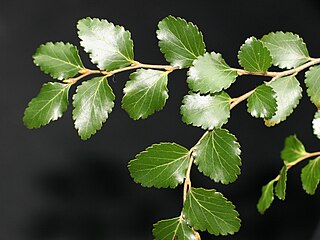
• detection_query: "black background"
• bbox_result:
[1,0,320,239]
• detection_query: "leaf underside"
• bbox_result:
[157,15,205,68]
[128,143,189,188]
[72,77,115,140]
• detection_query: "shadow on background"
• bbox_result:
[23,153,320,240]
[24,155,165,240]
[1,0,320,239]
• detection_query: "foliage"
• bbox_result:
[24,15,320,239]
[128,143,189,188]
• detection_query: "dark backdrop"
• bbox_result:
[1,0,320,239]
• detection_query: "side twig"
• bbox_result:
[180,58,320,239]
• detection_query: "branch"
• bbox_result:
[181,57,320,222]
[230,90,255,109]
[63,57,320,89]
[63,61,176,84]
[273,151,320,182]
[65,57,320,229]
[183,154,193,203]
[234,58,320,79]
[183,131,209,203]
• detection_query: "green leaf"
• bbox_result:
[72,77,115,140]
[157,16,205,69]
[187,52,238,94]
[238,37,272,72]
[122,69,169,120]
[265,75,302,126]
[261,31,309,69]
[181,92,231,130]
[183,187,240,236]
[128,143,189,188]
[257,180,275,214]
[280,135,307,163]
[247,83,277,119]
[305,65,320,107]
[77,17,134,71]
[193,128,241,184]
[153,217,196,240]
[312,110,320,140]
[301,157,320,195]
[275,165,287,200]
[33,42,84,80]
[23,82,70,128]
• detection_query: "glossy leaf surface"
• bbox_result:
[122,69,169,120]
[280,135,307,163]
[157,16,205,68]
[183,188,240,236]
[257,180,275,214]
[73,77,115,140]
[181,92,230,130]
[33,42,84,80]
[187,52,237,94]
[77,17,134,70]
[261,32,309,69]
[247,83,277,119]
[128,143,189,188]
[265,75,302,126]
[301,157,320,195]
[312,110,320,140]
[153,217,196,240]
[193,128,241,184]
[24,82,70,128]
[238,37,272,72]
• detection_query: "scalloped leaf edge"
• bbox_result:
[77,17,134,70]
[128,142,189,189]
[33,42,84,80]
[72,77,115,140]
[157,15,206,69]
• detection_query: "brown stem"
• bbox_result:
[230,90,255,109]
[273,151,320,182]
[183,154,194,203]
[181,57,320,198]
[63,71,93,84]
[63,61,176,84]
[180,58,320,223]
[235,58,320,78]
[104,62,176,76]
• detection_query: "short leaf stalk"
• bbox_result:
[63,61,176,84]
[24,16,320,239]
